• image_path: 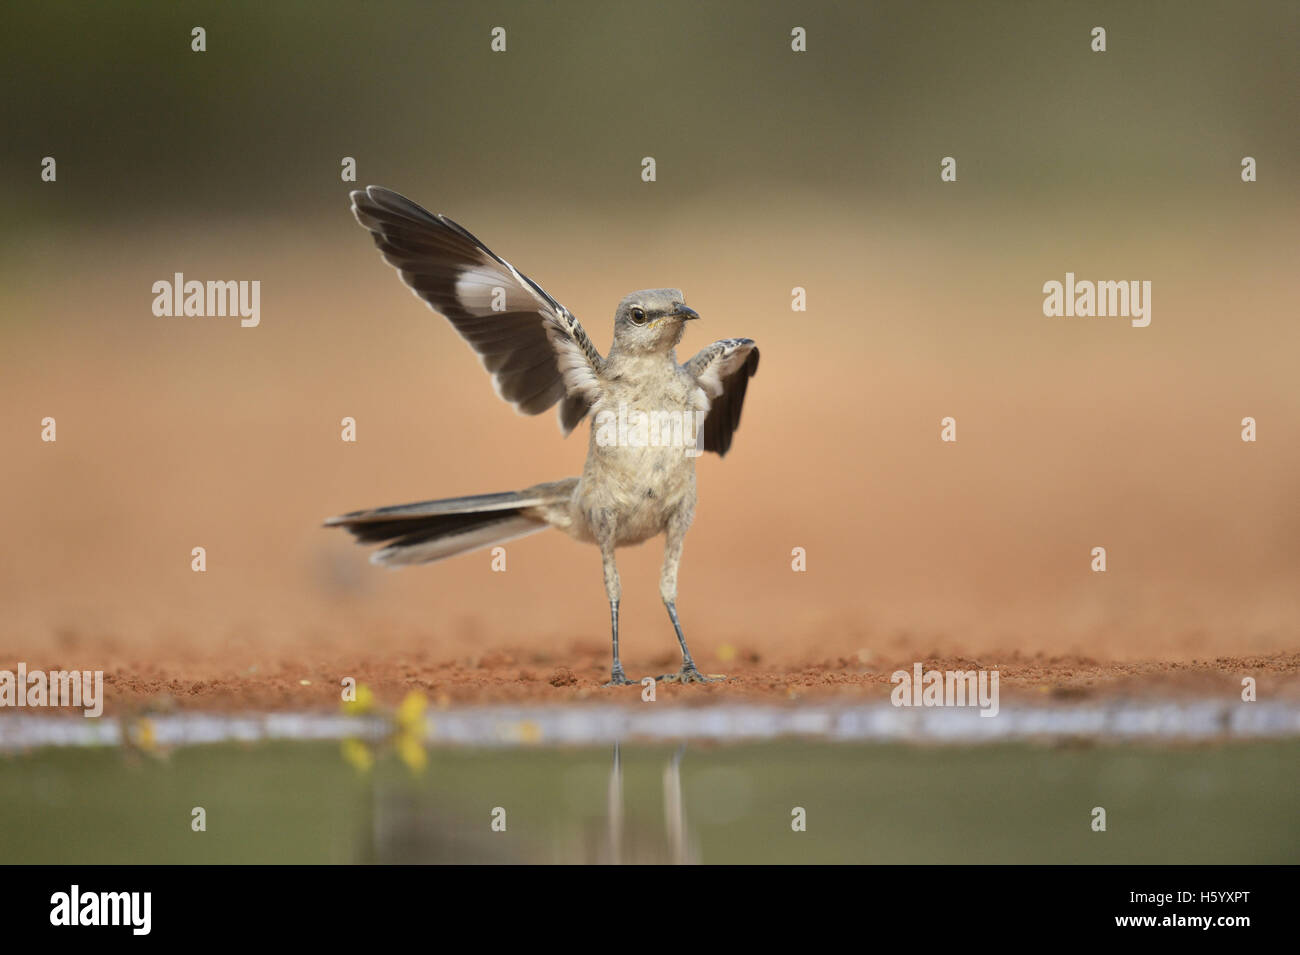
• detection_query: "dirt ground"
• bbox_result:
[90,649,1300,714]
[1,211,1297,715]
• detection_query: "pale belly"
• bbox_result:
[571,442,697,546]
[565,368,707,546]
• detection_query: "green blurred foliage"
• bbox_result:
[3,0,1296,228]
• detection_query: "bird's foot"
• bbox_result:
[658,664,724,685]
[602,669,641,688]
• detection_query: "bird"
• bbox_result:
[326,186,759,686]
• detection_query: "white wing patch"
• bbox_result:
[453,264,549,314]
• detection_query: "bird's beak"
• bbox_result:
[673,304,700,321]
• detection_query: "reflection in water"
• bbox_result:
[607,743,697,865]
[3,738,1297,863]
[338,691,701,861]
[662,745,697,865]
[363,740,701,864]
[606,743,625,864]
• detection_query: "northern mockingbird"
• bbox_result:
[327,187,759,686]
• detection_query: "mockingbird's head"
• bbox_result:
[611,288,700,355]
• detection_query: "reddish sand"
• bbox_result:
[89,650,1300,715]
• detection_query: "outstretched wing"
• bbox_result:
[685,338,760,456]
[350,186,602,433]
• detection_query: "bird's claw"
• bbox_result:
[658,665,724,685]
[602,670,641,688]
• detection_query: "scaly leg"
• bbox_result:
[599,534,638,687]
[656,509,719,684]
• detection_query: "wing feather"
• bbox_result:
[350,186,602,433]
[684,338,760,456]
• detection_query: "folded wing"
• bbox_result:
[685,338,760,456]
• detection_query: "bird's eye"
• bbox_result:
[630,307,646,325]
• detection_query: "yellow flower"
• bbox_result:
[340,683,375,715]
[340,738,374,773]
[395,691,428,731]
[396,733,427,774]
[516,720,542,744]
[131,717,158,753]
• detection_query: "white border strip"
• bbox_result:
[1,700,1298,752]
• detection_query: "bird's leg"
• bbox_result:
[607,598,635,685]
[657,519,719,685]
[599,537,637,687]
[660,602,716,684]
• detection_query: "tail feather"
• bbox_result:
[326,480,577,566]
[370,513,547,566]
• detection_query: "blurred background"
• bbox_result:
[1,1,1297,700]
